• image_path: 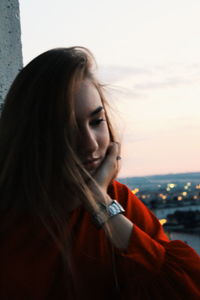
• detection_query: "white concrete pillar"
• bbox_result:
[0,0,23,109]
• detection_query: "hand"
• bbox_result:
[93,142,121,194]
[84,142,121,211]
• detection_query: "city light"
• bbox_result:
[178,196,183,201]
[159,193,167,200]
[159,219,167,225]
[132,188,139,194]
[182,192,187,196]
[184,182,192,190]
[196,184,200,189]
[168,183,176,188]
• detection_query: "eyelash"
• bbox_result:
[90,118,105,126]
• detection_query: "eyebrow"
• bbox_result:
[90,106,104,117]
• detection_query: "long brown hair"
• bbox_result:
[0,47,116,255]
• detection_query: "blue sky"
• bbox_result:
[19,0,200,177]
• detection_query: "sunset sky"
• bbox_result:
[19,0,200,177]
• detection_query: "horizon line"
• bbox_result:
[119,170,200,179]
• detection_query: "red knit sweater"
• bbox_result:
[0,180,200,299]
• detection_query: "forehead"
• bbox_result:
[74,80,103,119]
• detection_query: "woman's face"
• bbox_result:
[74,79,110,174]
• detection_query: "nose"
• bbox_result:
[80,127,98,154]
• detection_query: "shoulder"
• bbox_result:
[108,179,147,218]
[108,180,131,201]
[108,179,141,207]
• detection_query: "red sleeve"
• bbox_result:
[108,180,200,299]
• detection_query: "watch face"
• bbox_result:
[108,204,117,215]
[93,200,125,228]
[107,201,124,216]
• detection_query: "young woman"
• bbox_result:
[0,47,199,300]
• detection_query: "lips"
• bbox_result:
[83,157,101,170]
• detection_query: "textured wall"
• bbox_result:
[0,0,23,108]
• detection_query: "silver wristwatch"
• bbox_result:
[92,200,125,228]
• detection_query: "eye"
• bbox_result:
[90,118,105,126]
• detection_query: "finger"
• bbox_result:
[114,141,121,156]
[112,142,122,176]
[106,142,120,159]
[101,142,120,175]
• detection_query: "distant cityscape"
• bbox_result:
[118,172,200,253]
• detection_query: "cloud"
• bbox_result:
[133,77,189,90]
[97,63,200,95]
[97,65,151,83]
